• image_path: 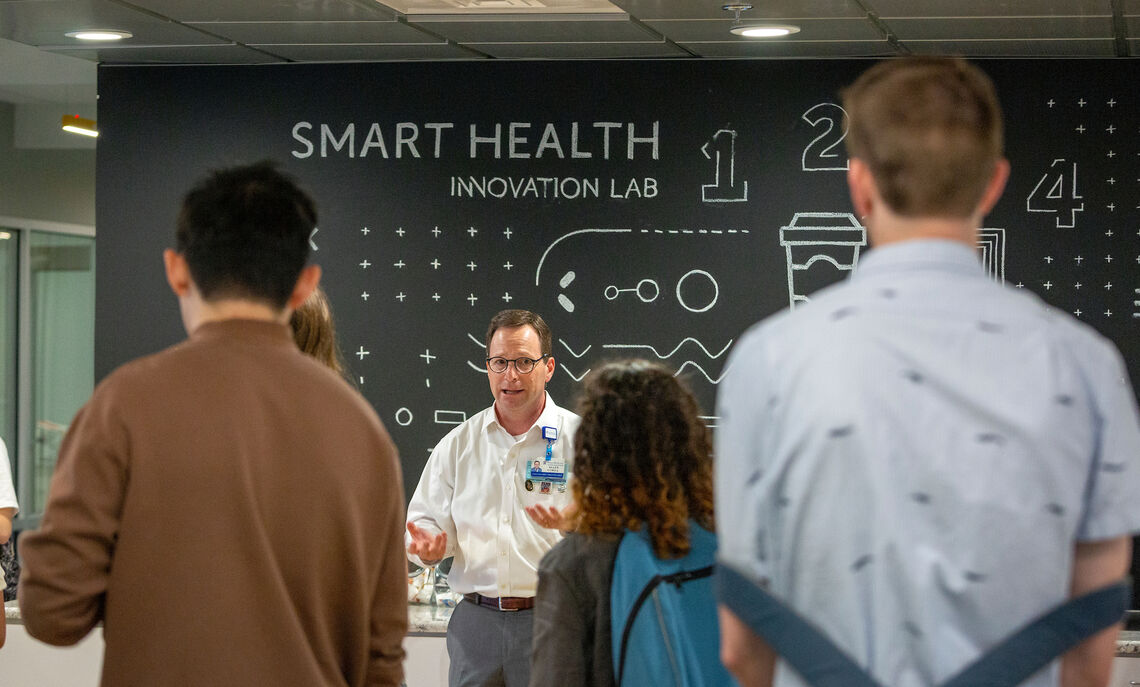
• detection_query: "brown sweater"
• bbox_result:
[19,319,407,686]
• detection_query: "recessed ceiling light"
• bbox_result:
[65,30,133,41]
[722,3,799,39]
[730,24,800,38]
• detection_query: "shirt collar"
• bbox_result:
[853,239,986,281]
[484,391,560,437]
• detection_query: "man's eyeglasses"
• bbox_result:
[485,355,549,374]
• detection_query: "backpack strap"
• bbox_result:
[716,562,1131,687]
[616,566,714,686]
[939,577,1130,687]
[715,562,882,687]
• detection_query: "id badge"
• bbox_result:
[529,459,566,483]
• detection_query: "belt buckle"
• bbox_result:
[497,596,518,612]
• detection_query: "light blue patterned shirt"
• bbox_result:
[716,239,1140,687]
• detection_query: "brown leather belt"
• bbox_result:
[463,592,535,612]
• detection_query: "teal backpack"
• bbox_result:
[610,521,738,687]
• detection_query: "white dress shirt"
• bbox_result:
[406,392,580,597]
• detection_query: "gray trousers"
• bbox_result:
[446,599,534,687]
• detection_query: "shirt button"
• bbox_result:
[500,550,507,557]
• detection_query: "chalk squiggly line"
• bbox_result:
[562,366,591,382]
[602,337,733,360]
[674,361,727,384]
[559,338,592,358]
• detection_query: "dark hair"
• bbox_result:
[175,160,316,308]
[485,309,553,356]
[290,286,346,376]
[570,359,715,559]
[841,56,1004,218]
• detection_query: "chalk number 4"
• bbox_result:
[801,103,849,172]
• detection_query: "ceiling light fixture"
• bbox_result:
[723,3,799,38]
[65,29,132,41]
[61,115,99,138]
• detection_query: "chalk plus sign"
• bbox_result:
[1044,255,1054,264]
[356,346,370,361]
[1106,229,1114,236]
[361,291,370,301]
[1075,256,1084,265]
[431,258,441,269]
[1075,282,1082,289]
[1105,282,1113,290]
[502,292,513,302]
[503,227,513,239]
[393,259,406,269]
[1074,309,1082,317]
[420,349,437,364]
[1107,150,1116,158]
[1105,255,1114,263]
[361,226,370,235]
[432,293,441,302]
[467,261,477,271]
[1106,124,1116,134]
[1016,282,1024,288]
[467,226,478,237]
[1108,98,1117,107]
[1136,255,1140,264]
[1075,124,1086,134]
[1043,281,1053,290]
[503,261,513,271]
[1047,99,1055,107]
[1107,203,1116,212]
[1107,178,1116,185]
[396,227,405,237]
[359,259,371,269]
[1077,98,1087,107]
[1105,309,1113,317]
[467,293,478,306]
[432,226,441,237]
[396,292,407,302]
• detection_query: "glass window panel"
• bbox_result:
[0,229,16,473]
[28,231,94,514]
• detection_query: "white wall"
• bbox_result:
[0,104,95,226]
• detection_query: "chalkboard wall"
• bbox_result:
[96,59,1140,507]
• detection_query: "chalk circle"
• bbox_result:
[636,279,660,303]
[604,285,620,300]
[676,269,719,313]
[395,407,413,426]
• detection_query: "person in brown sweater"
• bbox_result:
[18,161,408,686]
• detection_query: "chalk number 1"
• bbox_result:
[701,129,749,203]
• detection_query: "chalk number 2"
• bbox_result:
[801,103,849,172]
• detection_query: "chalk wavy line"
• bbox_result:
[466,360,485,373]
[466,333,483,347]
[559,338,592,358]
[674,361,727,384]
[602,337,733,360]
[562,366,591,382]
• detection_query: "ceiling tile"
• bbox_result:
[131,0,395,22]
[886,16,1113,40]
[903,38,1115,56]
[253,43,479,61]
[610,0,867,20]
[42,44,286,63]
[467,40,685,58]
[409,15,661,42]
[684,40,894,58]
[870,0,1113,17]
[188,20,437,45]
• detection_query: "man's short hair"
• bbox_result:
[841,56,1004,218]
[175,161,316,308]
[485,309,553,357]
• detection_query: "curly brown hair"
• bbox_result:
[569,359,715,559]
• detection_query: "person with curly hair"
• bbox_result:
[528,359,721,687]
